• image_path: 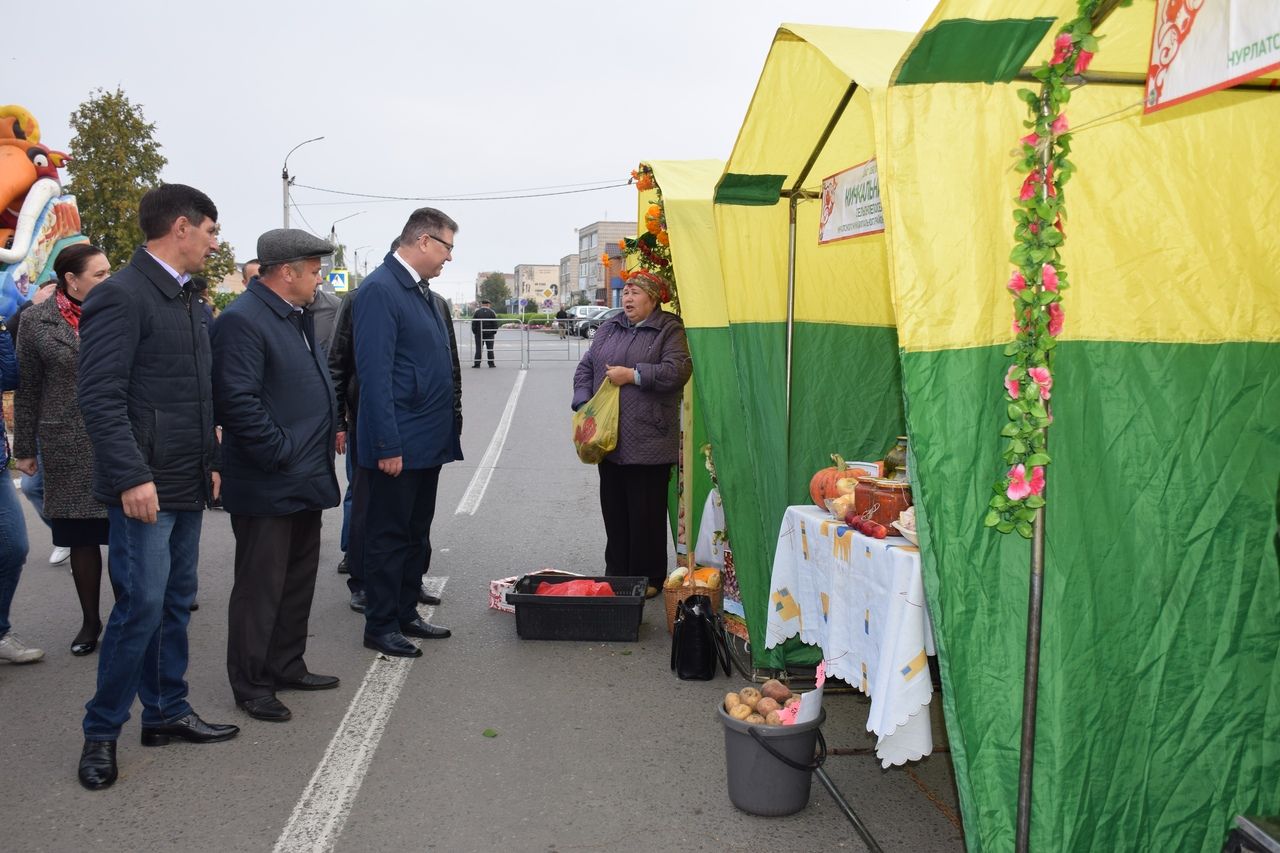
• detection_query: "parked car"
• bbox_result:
[571,305,610,337]
[583,307,623,339]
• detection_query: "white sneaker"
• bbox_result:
[0,633,45,664]
[49,546,70,565]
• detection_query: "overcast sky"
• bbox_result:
[9,1,936,303]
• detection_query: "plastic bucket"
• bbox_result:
[718,705,827,816]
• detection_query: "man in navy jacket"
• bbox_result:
[76,184,238,791]
[353,208,462,657]
[212,229,341,722]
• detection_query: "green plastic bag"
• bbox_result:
[573,379,619,464]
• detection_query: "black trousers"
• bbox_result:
[598,460,673,588]
[227,510,322,702]
[362,465,440,635]
[472,332,494,365]
[346,416,370,594]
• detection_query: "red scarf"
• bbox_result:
[56,289,83,334]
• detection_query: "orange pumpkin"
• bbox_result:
[809,454,853,508]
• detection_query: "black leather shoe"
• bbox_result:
[278,672,339,691]
[400,618,450,640]
[140,712,240,746]
[78,740,117,790]
[363,631,422,657]
[417,586,441,606]
[336,554,348,574]
[349,590,367,613]
[239,695,292,722]
[189,599,200,611]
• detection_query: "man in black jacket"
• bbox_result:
[471,298,497,367]
[212,229,342,722]
[76,184,239,791]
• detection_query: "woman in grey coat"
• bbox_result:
[572,270,692,596]
[13,244,113,655]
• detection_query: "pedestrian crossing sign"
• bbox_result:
[329,270,348,292]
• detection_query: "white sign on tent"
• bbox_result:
[1145,0,1280,112]
[818,157,884,244]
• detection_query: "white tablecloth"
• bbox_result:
[764,504,936,767]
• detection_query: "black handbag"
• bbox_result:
[670,594,731,680]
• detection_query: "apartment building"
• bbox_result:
[576,220,635,306]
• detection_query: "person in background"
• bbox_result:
[309,281,340,354]
[571,270,692,598]
[241,258,260,287]
[212,229,341,723]
[555,305,569,340]
[329,289,367,611]
[75,183,238,791]
[9,280,67,565]
[13,244,114,656]
[352,208,461,657]
[0,315,44,664]
[471,298,497,368]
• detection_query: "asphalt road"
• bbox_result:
[0,327,964,852]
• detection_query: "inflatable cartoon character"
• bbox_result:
[0,104,87,317]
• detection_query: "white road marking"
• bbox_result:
[272,575,449,853]
[454,370,526,515]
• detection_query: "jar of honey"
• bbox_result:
[853,477,880,519]
[872,480,913,529]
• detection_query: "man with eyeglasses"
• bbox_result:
[351,208,462,657]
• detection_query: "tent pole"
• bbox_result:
[1015,89,1056,853]
[786,194,798,428]
[1015,503,1047,851]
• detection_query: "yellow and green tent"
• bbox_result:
[884,1,1280,850]
[708,24,916,670]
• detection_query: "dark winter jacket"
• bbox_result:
[471,306,498,338]
[0,320,17,469]
[77,247,219,510]
[328,291,359,435]
[571,307,692,465]
[12,297,105,519]
[353,252,463,469]
[211,279,340,516]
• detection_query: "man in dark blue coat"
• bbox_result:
[212,229,342,722]
[75,184,239,791]
[354,208,462,657]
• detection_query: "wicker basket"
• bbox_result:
[664,582,723,635]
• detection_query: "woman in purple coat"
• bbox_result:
[572,271,692,597]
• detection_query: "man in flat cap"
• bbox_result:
[211,228,342,722]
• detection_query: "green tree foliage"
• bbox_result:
[210,291,240,313]
[197,240,237,290]
[66,87,167,268]
[479,272,510,307]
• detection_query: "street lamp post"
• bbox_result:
[282,136,325,228]
[327,211,364,270]
[352,245,372,289]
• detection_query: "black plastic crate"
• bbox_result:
[508,575,647,641]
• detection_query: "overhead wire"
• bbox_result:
[291,179,631,203]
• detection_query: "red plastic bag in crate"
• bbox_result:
[535,579,615,597]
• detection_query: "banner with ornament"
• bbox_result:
[1145,0,1280,112]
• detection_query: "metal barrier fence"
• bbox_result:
[454,319,590,369]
